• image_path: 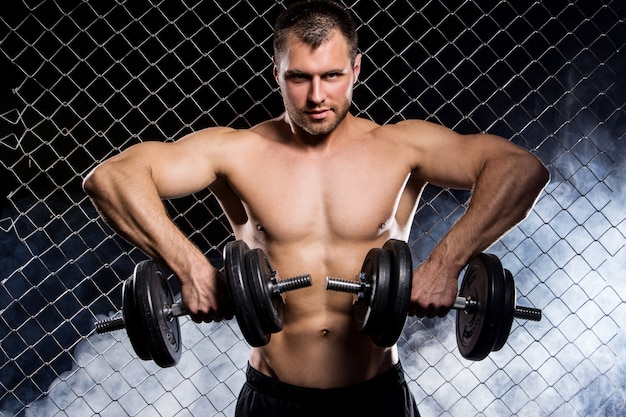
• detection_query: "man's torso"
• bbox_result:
[210,115,425,387]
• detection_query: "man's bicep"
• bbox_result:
[405,121,513,189]
[150,128,234,198]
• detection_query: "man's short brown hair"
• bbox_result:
[273,0,359,64]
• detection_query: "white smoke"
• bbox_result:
[4,318,248,417]
[400,108,626,416]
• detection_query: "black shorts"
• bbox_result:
[235,362,421,417]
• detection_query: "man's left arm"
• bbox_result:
[398,121,550,316]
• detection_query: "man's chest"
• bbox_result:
[227,148,412,241]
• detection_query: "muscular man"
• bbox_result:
[83,1,549,415]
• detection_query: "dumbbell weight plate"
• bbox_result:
[493,268,516,352]
[372,239,413,347]
[133,260,182,367]
[122,273,151,361]
[245,248,283,334]
[456,253,505,361]
[224,240,270,347]
[355,248,391,338]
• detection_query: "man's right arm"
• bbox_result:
[82,127,237,321]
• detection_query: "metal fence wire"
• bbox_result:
[1,0,625,416]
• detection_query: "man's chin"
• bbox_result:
[301,124,335,136]
[299,117,340,136]
[287,107,345,136]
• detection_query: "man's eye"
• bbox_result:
[287,73,309,81]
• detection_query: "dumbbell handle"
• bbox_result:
[453,296,542,321]
[270,274,312,294]
[95,302,188,334]
[95,274,311,334]
[326,278,542,322]
[95,316,125,334]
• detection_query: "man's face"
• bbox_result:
[274,30,361,136]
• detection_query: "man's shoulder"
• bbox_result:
[190,124,269,145]
[249,117,286,136]
[369,118,434,140]
[379,118,431,131]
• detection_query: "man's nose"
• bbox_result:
[308,77,326,104]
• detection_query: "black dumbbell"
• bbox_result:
[94,260,185,368]
[453,252,541,360]
[224,240,312,347]
[325,239,542,360]
[95,240,311,367]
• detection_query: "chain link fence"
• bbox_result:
[1,0,625,416]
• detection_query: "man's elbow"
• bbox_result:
[510,154,550,220]
[525,154,551,194]
[82,161,113,198]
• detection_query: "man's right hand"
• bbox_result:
[181,266,234,323]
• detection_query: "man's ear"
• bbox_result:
[353,53,362,83]
[272,56,279,82]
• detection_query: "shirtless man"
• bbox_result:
[83,1,549,415]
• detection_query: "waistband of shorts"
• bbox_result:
[245,362,406,403]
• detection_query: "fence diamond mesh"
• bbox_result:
[1,0,625,416]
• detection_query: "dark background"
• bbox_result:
[1,1,625,415]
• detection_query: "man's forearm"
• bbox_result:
[429,152,549,269]
[83,160,209,284]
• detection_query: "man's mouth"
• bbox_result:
[306,109,331,120]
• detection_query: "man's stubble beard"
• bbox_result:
[286,100,351,136]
